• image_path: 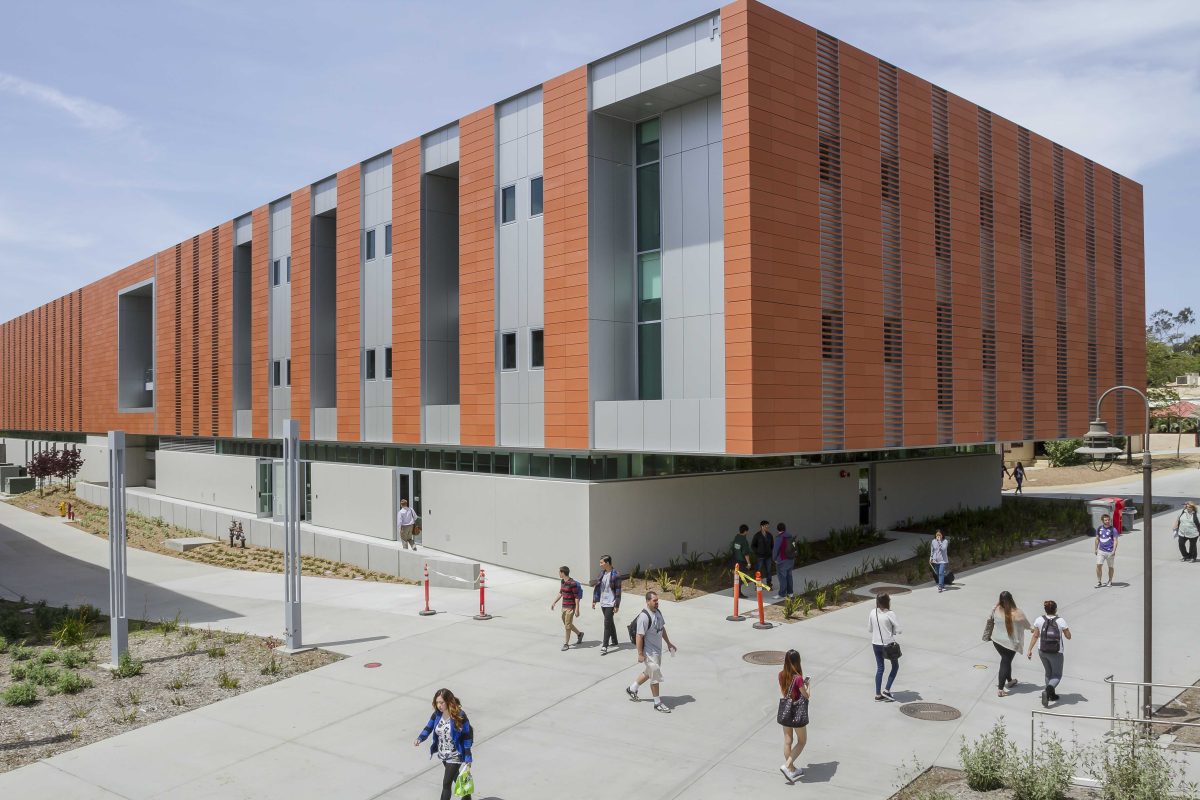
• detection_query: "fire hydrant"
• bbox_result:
[58,501,66,517]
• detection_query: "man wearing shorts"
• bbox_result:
[550,566,584,651]
[1094,514,1118,587]
[626,591,677,713]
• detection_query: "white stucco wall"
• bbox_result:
[156,450,258,514]
[420,471,591,579]
[309,462,397,540]
[872,454,1001,530]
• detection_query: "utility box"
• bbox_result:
[1121,505,1137,533]
[1087,498,1117,532]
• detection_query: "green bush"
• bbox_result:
[1083,722,1199,800]
[36,648,60,664]
[53,613,89,647]
[49,670,93,696]
[11,643,36,661]
[1006,727,1075,800]
[2,682,38,707]
[960,719,1010,791]
[59,648,91,669]
[111,651,143,679]
[1043,439,1085,468]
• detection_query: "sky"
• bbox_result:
[1,0,1197,329]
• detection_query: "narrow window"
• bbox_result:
[384,346,393,379]
[286,358,292,386]
[530,177,543,217]
[501,331,517,370]
[365,229,376,260]
[384,224,392,256]
[286,256,291,282]
[272,360,281,387]
[364,348,376,380]
[272,259,281,287]
[635,117,663,402]
[501,185,516,224]
[530,329,544,369]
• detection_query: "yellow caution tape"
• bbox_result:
[735,569,769,591]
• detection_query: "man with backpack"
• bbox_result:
[551,566,584,651]
[751,520,775,591]
[625,591,677,713]
[732,524,753,599]
[1027,599,1072,707]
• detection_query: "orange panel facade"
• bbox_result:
[391,139,422,444]
[458,106,496,446]
[335,169,362,442]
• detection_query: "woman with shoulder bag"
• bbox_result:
[414,688,474,800]
[1172,501,1199,562]
[989,591,1030,697]
[868,593,902,702]
[776,649,811,783]
[929,529,949,593]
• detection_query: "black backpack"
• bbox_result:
[626,609,651,644]
[1039,616,1062,654]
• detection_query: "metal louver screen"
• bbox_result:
[879,61,903,447]
[817,30,844,451]
[932,86,953,444]
[1018,128,1035,439]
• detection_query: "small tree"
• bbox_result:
[1043,439,1085,468]
[56,448,84,491]
[26,451,57,497]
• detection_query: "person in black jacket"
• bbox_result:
[751,520,775,591]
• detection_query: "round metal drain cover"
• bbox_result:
[363,662,382,669]
[900,702,961,722]
[742,650,787,665]
[869,585,911,596]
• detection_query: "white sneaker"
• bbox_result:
[789,767,806,780]
[779,765,795,783]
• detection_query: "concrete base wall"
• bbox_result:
[1,436,150,488]
[309,462,397,540]
[873,454,1000,530]
[156,450,259,514]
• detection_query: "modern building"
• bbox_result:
[0,0,1145,580]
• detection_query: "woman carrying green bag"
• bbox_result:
[414,688,474,800]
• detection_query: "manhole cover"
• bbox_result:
[900,702,961,722]
[869,586,911,596]
[743,650,787,665]
[363,662,382,669]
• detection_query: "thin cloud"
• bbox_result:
[0,72,133,133]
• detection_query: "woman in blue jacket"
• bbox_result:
[414,688,474,800]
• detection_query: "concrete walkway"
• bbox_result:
[2,473,1199,799]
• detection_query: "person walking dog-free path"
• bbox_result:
[627,591,677,713]
[989,590,1030,697]
[1173,501,1200,562]
[929,529,949,592]
[868,593,901,702]
[551,566,584,651]
[1027,600,1072,707]
[732,524,752,599]
[1095,514,1119,587]
[414,688,474,800]
[1012,461,1026,494]
[592,555,622,655]
[777,648,811,783]
[752,520,775,591]
[774,522,795,599]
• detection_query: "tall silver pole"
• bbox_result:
[282,420,302,651]
[107,431,128,666]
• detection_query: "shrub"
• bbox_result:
[11,643,35,661]
[59,649,90,669]
[24,662,61,687]
[1006,726,1075,800]
[0,635,7,654]
[1043,439,1086,468]
[1083,721,1199,800]
[831,584,846,606]
[36,648,60,664]
[112,651,143,679]
[216,670,240,690]
[782,595,805,620]
[813,590,827,611]
[960,719,1011,791]
[2,682,38,707]
[207,645,226,659]
[50,670,93,696]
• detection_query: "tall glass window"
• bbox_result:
[635,118,662,400]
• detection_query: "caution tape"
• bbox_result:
[735,569,769,591]
[429,569,479,588]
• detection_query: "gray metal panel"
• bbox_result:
[707,94,722,143]
[313,177,337,214]
[528,129,544,178]
[423,125,460,173]
[615,401,644,450]
[661,152,684,321]
[670,398,701,451]
[592,59,616,108]
[663,317,684,400]
[639,35,667,91]
[699,398,726,452]
[500,369,519,404]
[613,48,641,102]
[643,400,671,451]
[708,140,724,315]
[681,147,711,317]
[665,25,697,82]
[234,215,252,245]
[528,402,544,448]
[499,139,521,185]
[500,403,520,444]
[683,315,710,398]
[528,216,544,327]
[694,16,721,70]
[594,401,618,449]
[660,107,683,157]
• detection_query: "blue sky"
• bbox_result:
[1,0,1197,330]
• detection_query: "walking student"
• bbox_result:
[1027,600,1072,707]
[774,522,795,599]
[551,566,584,651]
[397,498,418,550]
[777,649,811,783]
[626,591,677,713]
[1012,461,1026,494]
[592,554,622,655]
[1172,501,1200,562]
[732,524,753,599]
[1095,513,1119,587]
[752,520,775,591]
[868,593,901,702]
[929,529,949,593]
[413,688,474,800]
[989,590,1030,697]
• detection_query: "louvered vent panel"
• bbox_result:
[978,108,997,442]
[1084,161,1098,413]
[1018,128,1035,439]
[879,61,903,446]
[817,30,845,451]
[932,86,953,444]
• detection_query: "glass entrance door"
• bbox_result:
[256,459,274,518]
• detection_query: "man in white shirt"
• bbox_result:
[626,591,677,713]
[1027,599,1072,707]
[397,499,418,550]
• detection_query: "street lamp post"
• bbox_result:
[1076,386,1152,721]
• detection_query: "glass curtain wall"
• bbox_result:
[636,118,663,400]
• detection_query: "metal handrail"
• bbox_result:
[1030,708,1200,755]
[1105,674,1200,726]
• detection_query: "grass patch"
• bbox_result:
[206,645,226,659]
[215,670,240,690]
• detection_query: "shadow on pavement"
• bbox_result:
[306,634,389,649]
[887,690,923,702]
[799,761,839,783]
[1049,692,1088,706]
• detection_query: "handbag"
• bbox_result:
[776,678,809,727]
[876,610,902,659]
[982,613,995,642]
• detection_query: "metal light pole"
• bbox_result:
[1077,386,1152,721]
[281,420,304,652]
[105,430,129,668]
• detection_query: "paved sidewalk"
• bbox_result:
[2,477,1199,799]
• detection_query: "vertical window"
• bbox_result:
[635,118,662,401]
[286,358,292,387]
[530,328,544,369]
[384,224,392,256]
[364,348,376,380]
[501,185,516,224]
[286,256,291,282]
[384,346,393,379]
[501,331,517,370]
[272,360,281,387]
[365,229,376,260]
[530,177,543,216]
[272,259,281,287]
